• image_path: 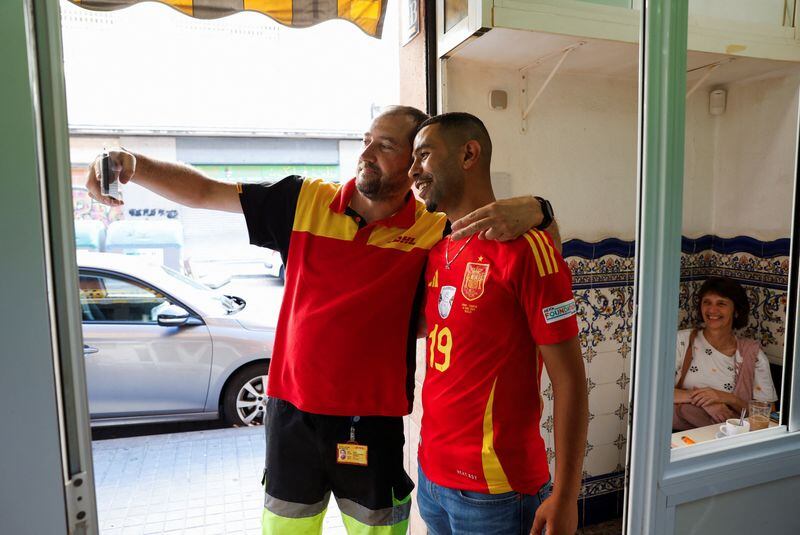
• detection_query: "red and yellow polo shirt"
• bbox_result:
[240,176,446,416]
[419,230,578,494]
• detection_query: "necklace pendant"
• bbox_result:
[443,235,474,271]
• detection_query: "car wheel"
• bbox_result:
[222,362,270,427]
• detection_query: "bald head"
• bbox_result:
[376,105,430,146]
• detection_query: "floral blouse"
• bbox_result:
[675,329,777,402]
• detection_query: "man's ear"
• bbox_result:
[462,140,482,170]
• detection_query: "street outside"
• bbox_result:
[92,424,348,535]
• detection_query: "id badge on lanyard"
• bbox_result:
[336,416,368,466]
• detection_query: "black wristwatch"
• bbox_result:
[534,196,554,230]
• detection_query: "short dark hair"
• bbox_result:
[695,276,750,329]
[419,112,493,164]
[379,105,430,145]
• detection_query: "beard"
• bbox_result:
[421,183,439,212]
[356,165,407,201]
[356,173,382,200]
[415,172,440,213]
[419,171,459,214]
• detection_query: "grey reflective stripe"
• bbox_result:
[191,0,244,19]
[292,0,337,27]
[264,491,330,519]
[335,498,411,527]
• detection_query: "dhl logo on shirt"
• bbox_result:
[391,235,417,246]
[522,229,559,277]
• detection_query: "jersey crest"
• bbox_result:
[461,262,490,301]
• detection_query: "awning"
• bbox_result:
[68,0,388,37]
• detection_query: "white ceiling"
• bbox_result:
[452,28,800,88]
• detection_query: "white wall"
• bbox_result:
[445,58,798,243]
[445,58,639,241]
[682,88,716,236]
[710,74,799,241]
[683,73,799,241]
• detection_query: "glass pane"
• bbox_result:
[670,0,798,453]
[444,0,467,33]
[79,274,167,323]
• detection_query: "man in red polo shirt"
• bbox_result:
[85,106,551,534]
[410,112,588,535]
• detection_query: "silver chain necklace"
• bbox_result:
[445,235,475,270]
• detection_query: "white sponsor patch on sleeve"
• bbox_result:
[542,299,577,324]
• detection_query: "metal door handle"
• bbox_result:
[83,345,99,355]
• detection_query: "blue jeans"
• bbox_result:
[417,465,550,535]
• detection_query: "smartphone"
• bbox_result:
[100,151,122,201]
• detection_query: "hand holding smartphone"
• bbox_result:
[99,151,123,201]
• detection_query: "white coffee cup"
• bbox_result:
[720,418,750,436]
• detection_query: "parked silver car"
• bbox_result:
[77,252,274,427]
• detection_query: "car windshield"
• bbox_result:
[160,265,244,313]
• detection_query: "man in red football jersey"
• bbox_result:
[410,112,589,535]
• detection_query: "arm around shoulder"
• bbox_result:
[450,195,545,241]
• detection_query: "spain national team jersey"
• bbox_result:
[240,176,446,417]
[419,229,578,495]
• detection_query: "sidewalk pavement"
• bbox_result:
[92,426,347,535]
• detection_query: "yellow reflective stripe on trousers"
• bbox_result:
[262,506,326,535]
[340,492,411,535]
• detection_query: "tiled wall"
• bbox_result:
[541,239,634,500]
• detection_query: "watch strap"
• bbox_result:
[534,196,554,230]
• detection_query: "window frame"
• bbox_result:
[626,1,800,533]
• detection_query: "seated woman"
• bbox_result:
[673,276,778,431]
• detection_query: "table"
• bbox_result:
[671,418,778,449]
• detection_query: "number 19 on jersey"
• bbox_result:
[427,324,452,372]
